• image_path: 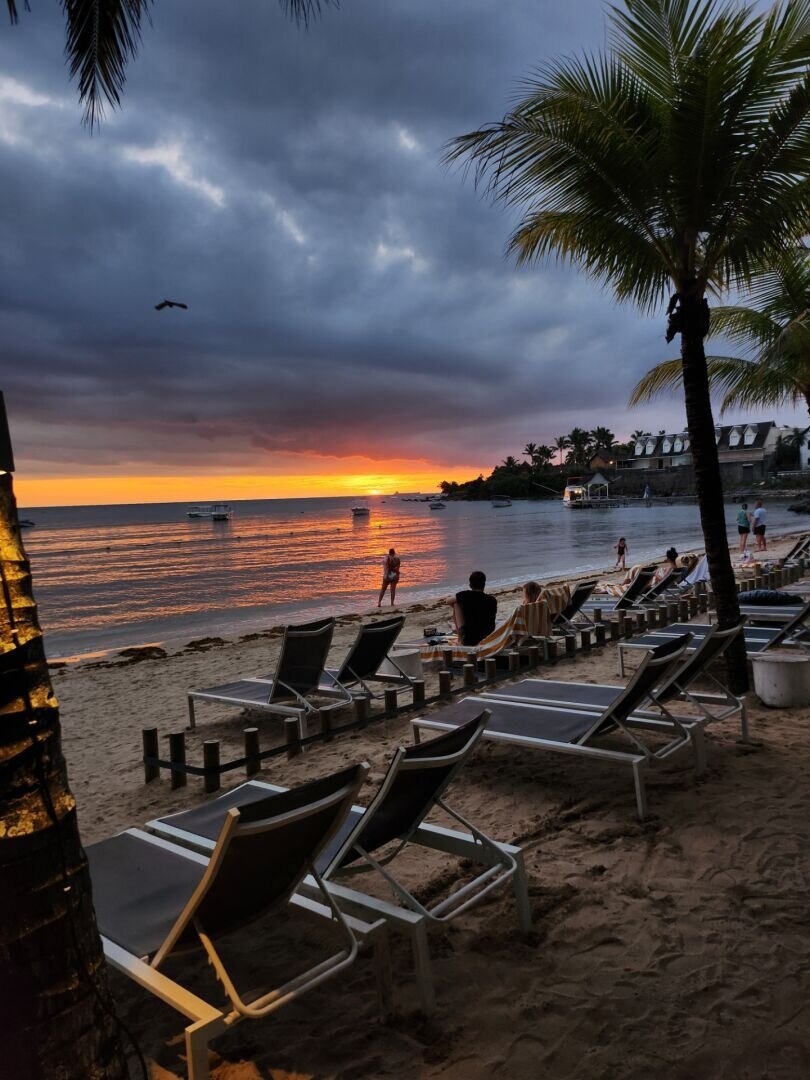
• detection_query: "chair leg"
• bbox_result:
[411,923,436,1014]
[690,725,707,777]
[739,700,750,743]
[185,1019,214,1080]
[512,850,533,933]
[372,930,394,1019]
[632,762,648,821]
[188,697,196,731]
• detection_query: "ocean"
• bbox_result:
[18,494,802,659]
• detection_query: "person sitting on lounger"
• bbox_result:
[522,580,541,605]
[652,547,679,584]
[452,571,498,646]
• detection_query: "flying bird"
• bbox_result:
[154,299,188,311]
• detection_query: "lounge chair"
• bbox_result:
[783,534,810,563]
[87,764,390,1080]
[319,615,413,697]
[148,712,531,1014]
[553,580,597,635]
[411,635,696,820]
[420,602,551,667]
[583,565,657,612]
[487,621,748,739]
[617,601,810,676]
[187,617,351,730]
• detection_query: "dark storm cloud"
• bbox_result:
[0,0,690,477]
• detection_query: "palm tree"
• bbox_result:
[590,427,616,453]
[631,249,810,414]
[534,444,555,467]
[448,0,810,692]
[523,441,539,463]
[630,429,648,441]
[553,435,570,466]
[565,427,595,467]
[501,455,519,469]
[7,0,330,126]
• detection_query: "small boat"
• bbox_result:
[429,499,446,510]
[19,519,36,528]
[491,496,512,508]
[351,506,371,517]
[187,503,233,521]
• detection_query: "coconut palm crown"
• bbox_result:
[631,248,810,413]
[448,0,810,691]
[7,0,332,127]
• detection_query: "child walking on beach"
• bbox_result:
[614,537,628,570]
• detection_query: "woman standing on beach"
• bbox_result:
[378,547,401,606]
[736,503,751,553]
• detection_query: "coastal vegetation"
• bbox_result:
[449,0,810,693]
[632,248,810,415]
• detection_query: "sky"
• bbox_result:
[1,0,806,506]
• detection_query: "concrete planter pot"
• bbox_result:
[752,653,810,708]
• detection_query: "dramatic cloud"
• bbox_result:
[0,0,803,488]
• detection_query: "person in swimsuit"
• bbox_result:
[736,503,751,553]
[377,547,401,606]
[614,537,628,570]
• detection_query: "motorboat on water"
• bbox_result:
[187,503,233,521]
[491,496,512,508]
[351,505,371,517]
[429,499,446,510]
[19,519,36,528]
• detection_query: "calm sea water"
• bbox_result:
[19,495,803,659]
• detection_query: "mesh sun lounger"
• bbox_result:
[617,602,810,676]
[319,615,414,697]
[87,764,390,1080]
[148,712,530,1014]
[411,636,695,820]
[784,535,810,562]
[187,617,352,730]
[582,566,657,612]
[553,580,597,635]
[487,621,748,740]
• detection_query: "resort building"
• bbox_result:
[616,421,794,484]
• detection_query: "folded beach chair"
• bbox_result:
[148,712,530,1014]
[187,617,351,730]
[411,635,695,819]
[87,764,387,1080]
[319,615,413,697]
[488,621,747,740]
[553,580,597,635]
[584,566,657,612]
[617,601,810,676]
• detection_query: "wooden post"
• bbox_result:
[528,644,541,666]
[636,611,647,633]
[285,717,302,757]
[484,657,497,679]
[142,727,159,783]
[384,688,399,715]
[411,680,425,707]
[169,731,186,790]
[622,616,633,639]
[688,595,698,618]
[580,628,592,650]
[678,598,690,622]
[592,608,603,623]
[439,670,452,697]
[667,601,678,623]
[698,592,708,613]
[594,624,606,647]
[545,639,559,663]
[244,727,260,777]
[508,651,520,672]
[463,663,476,687]
[203,740,220,793]
[319,705,334,741]
[609,619,620,642]
[355,696,369,728]
[564,635,576,658]
[441,648,454,671]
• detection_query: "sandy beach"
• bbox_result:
[54,531,810,1079]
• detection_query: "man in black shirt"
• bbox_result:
[453,570,498,646]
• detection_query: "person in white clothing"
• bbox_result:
[752,501,767,551]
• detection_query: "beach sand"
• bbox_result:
[53,532,810,1078]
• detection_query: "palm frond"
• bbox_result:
[629,357,685,403]
[6,0,28,22]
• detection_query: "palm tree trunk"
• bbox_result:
[679,293,748,694]
[0,471,128,1079]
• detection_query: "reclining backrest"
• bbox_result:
[768,600,810,648]
[335,616,405,684]
[654,621,744,703]
[581,634,693,742]
[323,711,489,875]
[645,568,676,599]
[155,763,367,962]
[269,617,335,702]
[557,581,597,621]
[614,566,656,609]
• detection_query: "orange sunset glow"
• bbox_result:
[14,463,481,508]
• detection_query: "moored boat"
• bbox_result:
[351,505,371,517]
[491,496,512,508]
[187,503,233,521]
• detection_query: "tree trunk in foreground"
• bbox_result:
[0,471,127,1079]
[679,292,749,695]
